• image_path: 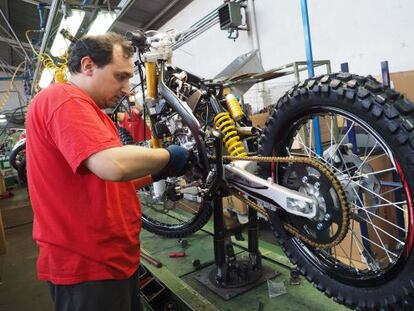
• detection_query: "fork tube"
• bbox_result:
[145,62,158,99]
[145,62,159,147]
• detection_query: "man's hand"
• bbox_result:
[152,145,193,181]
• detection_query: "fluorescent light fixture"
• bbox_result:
[50,9,85,57]
[87,11,117,36]
[39,68,55,89]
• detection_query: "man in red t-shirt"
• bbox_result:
[26,33,190,311]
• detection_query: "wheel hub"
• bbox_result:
[281,161,345,246]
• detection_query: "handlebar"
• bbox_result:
[125,30,147,48]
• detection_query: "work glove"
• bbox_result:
[152,145,193,182]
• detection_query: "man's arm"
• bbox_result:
[84,145,170,181]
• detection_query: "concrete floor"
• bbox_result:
[0,186,53,311]
[0,186,284,311]
[0,188,53,311]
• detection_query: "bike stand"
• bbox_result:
[194,132,279,300]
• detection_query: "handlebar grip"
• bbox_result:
[125,30,147,48]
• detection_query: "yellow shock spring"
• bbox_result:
[214,112,247,157]
[225,94,244,121]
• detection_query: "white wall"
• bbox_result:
[159,0,414,112]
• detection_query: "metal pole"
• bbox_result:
[144,0,180,30]
[300,0,322,156]
[247,0,261,62]
[30,0,60,96]
[0,9,30,61]
[381,61,390,88]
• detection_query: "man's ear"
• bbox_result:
[80,56,95,76]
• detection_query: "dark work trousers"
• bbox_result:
[47,269,142,311]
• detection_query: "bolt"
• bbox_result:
[316,223,323,230]
[324,213,331,221]
[314,182,320,190]
[302,176,308,184]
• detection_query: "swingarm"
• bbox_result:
[224,160,318,219]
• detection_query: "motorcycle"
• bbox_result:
[126,29,414,310]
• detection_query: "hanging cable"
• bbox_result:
[26,30,69,85]
[0,61,25,113]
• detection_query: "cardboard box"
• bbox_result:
[375,69,414,102]
[333,154,397,266]
[249,112,268,128]
[222,195,249,229]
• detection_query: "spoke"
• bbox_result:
[380,185,403,196]
[363,131,371,159]
[350,208,406,245]
[349,213,356,267]
[351,202,407,233]
[326,120,355,164]
[347,225,378,271]
[356,141,379,172]
[349,167,397,180]
[350,186,393,263]
[359,201,407,210]
[335,243,357,269]
[350,181,407,213]
[364,153,388,164]
[323,115,339,167]
[295,132,311,156]
[359,234,399,258]
[309,122,313,153]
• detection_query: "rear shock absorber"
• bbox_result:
[214,112,247,157]
[225,93,245,121]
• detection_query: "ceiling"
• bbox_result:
[0,0,193,72]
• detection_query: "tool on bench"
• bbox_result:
[168,251,186,258]
[141,250,162,268]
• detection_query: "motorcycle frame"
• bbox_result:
[140,51,318,219]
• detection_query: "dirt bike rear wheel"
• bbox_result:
[259,73,414,310]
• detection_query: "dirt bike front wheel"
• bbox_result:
[134,140,212,238]
[259,73,414,310]
[139,183,212,237]
[9,141,26,170]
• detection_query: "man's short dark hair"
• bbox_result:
[68,32,135,74]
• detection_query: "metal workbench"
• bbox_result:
[139,223,347,311]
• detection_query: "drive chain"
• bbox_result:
[210,155,350,249]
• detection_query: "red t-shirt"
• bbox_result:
[26,83,141,285]
[118,109,151,143]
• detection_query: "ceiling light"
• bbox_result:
[86,11,117,36]
[50,9,85,57]
[39,68,55,89]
